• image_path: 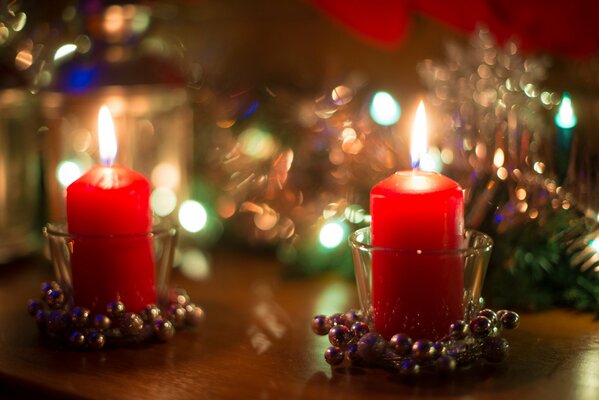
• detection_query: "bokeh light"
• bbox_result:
[239,128,276,160]
[54,44,77,61]
[178,200,208,233]
[150,187,177,217]
[56,160,82,187]
[319,221,346,249]
[370,91,401,126]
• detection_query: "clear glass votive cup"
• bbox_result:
[349,227,493,340]
[43,223,178,314]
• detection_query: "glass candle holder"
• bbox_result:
[43,223,178,313]
[350,227,493,340]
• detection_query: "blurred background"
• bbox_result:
[1,0,599,313]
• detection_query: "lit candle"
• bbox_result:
[66,106,155,313]
[370,101,465,340]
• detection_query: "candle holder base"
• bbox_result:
[310,227,521,374]
[27,222,204,350]
[311,307,519,374]
[27,282,205,350]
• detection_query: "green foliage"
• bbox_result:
[483,209,599,316]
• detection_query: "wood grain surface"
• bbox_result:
[0,249,598,400]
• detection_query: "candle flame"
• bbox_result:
[410,101,427,169]
[98,106,117,165]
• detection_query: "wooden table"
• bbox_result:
[0,248,598,399]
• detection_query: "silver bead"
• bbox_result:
[433,342,447,358]
[169,304,187,328]
[449,320,470,339]
[70,307,91,329]
[356,333,387,364]
[469,316,492,338]
[311,315,332,336]
[328,325,350,347]
[40,281,59,300]
[389,333,412,356]
[87,331,106,350]
[154,319,175,341]
[106,301,125,319]
[173,289,190,307]
[330,313,348,327]
[121,313,144,336]
[478,309,498,326]
[482,336,509,363]
[141,304,162,324]
[69,331,86,348]
[324,346,344,366]
[27,299,43,316]
[411,340,435,361]
[45,289,65,309]
[436,355,457,373]
[345,310,362,325]
[500,311,520,330]
[350,322,369,339]
[346,343,362,365]
[93,314,112,331]
[398,358,420,375]
[184,304,205,326]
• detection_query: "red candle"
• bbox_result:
[66,106,155,313]
[370,102,465,340]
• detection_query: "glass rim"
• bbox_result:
[43,222,178,240]
[349,227,493,255]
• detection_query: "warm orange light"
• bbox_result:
[410,101,427,169]
[98,106,117,165]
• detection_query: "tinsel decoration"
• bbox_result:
[418,28,599,314]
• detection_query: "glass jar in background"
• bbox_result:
[0,88,41,262]
[40,2,192,225]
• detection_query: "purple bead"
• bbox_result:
[449,320,470,339]
[328,325,350,347]
[350,322,369,339]
[93,314,112,331]
[70,307,91,329]
[389,333,412,356]
[356,332,387,364]
[121,313,144,336]
[69,331,86,348]
[27,299,43,316]
[330,313,348,327]
[106,301,125,319]
[500,311,520,330]
[346,343,363,365]
[469,316,492,338]
[398,358,420,375]
[482,336,509,363]
[478,309,498,325]
[45,289,65,309]
[311,315,332,336]
[345,310,362,325]
[324,346,344,366]
[412,340,435,361]
[87,331,106,350]
[436,355,457,373]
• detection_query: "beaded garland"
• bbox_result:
[27,281,205,350]
[312,307,520,374]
